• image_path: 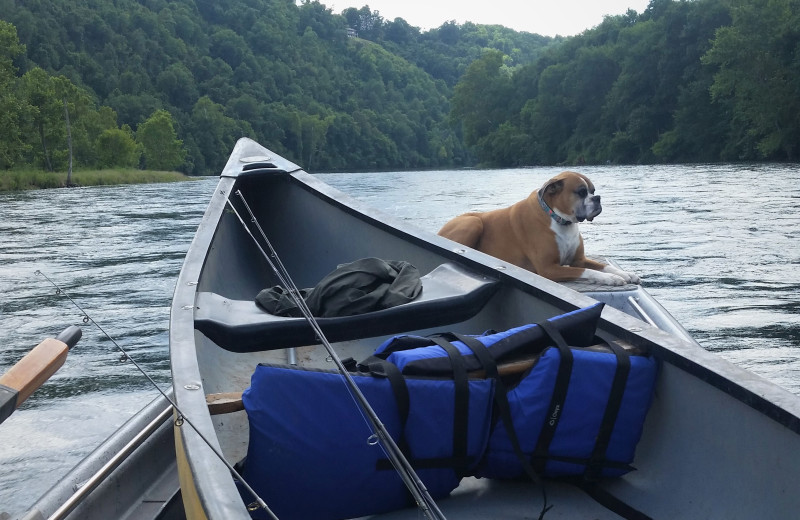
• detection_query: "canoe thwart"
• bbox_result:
[207,392,245,415]
[194,263,500,353]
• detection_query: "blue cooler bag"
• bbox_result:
[364,302,657,481]
[476,322,659,480]
[241,364,495,520]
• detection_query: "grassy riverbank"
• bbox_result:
[0,168,193,192]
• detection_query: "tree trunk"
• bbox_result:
[39,122,52,172]
[63,97,74,186]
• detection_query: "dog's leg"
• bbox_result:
[438,215,484,249]
[538,264,629,285]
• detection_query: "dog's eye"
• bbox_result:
[577,188,588,198]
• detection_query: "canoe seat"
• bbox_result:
[194,263,500,353]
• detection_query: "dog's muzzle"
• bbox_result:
[578,195,602,222]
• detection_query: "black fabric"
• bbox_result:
[452,332,551,519]
[532,320,574,475]
[362,337,474,476]
[451,333,541,482]
[430,336,471,477]
[255,258,422,318]
[586,341,631,481]
[574,480,654,520]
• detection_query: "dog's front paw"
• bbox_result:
[583,269,626,286]
[602,273,627,286]
[618,270,641,284]
[603,266,641,285]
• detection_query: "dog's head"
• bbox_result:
[540,171,602,223]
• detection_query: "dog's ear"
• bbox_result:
[542,178,564,195]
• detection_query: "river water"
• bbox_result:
[1,164,799,513]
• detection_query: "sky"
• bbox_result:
[325,0,652,37]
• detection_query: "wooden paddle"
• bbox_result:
[0,326,81,425]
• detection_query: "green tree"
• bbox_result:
[136,109,186,170]
[188,96,248,174]
[19,68,63,171]
[342,6,384,40]
[72,105,119,167]
[450,50,513,150]
[96,126,139,168]
[0,21,27,169]
[703,0,800,160]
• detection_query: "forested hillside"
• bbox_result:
[0,0,552,174]
[2,0,798,175]
[452,0,800,165]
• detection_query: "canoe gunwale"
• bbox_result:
[171,172,249,519]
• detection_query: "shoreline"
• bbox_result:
[0,169,198,192]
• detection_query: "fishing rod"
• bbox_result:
[228,190,447,520]
[34,270,278,520]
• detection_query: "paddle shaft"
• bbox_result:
[0,326,81,424]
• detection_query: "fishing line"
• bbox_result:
[34,270,278,520]
[227,190,446,520]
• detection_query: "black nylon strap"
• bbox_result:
[430,336,471,476]
[575,480,653,520]
[368,338,473,474]
[443,332,544,486]
[449,333,553,519]
[365,360,410,431]
[585,341,631,480]
[532,320,574,474]
[365,359,418,509]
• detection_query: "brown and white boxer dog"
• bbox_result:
[437,171,640,286]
